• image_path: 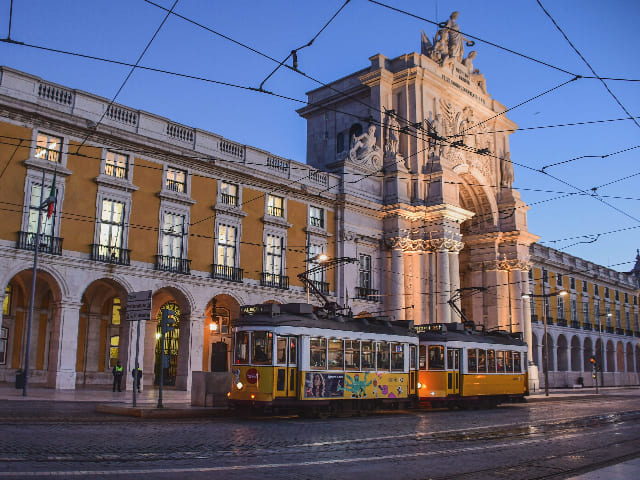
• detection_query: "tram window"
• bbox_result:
[447,348,459,370]
[468,349,477,373]
[391,343,404,371]
[289,337,297,366]
[362,341,375,369]
[235,331,250,364]
[377,342,390,371]
[514,352,522,372]
[328,339,344,370]
[497,351,505,372]
[310,337,326,369]
[277,335,287,364]
[345,340,360,370]
[419,345,427,369]
[478,349,487,373]
[428,345,444,370]
[487,349,496,373]
[252,331,273,364]
[505,351,513,372]
[410,345,417,370]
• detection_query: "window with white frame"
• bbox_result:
[27,183,55,239]
[220,181,238,206]
[216,224,237,268]
[605,306,612,326]
[570,299,577,322]
[98,199,124,255]
[307,244,326,284]
[635,313,639,332]
[359,254,372,289]
[105,151,128,179]
[265,234,284,277]
[625,311,631,330]
[161,212,185,259]
[582,301,589,323]
[309,206,325,228]
[615,309,621,329]
[35,133,62,163]
[556,273,563,287]
[166,167,187,193]
[594,302,601,326]
[529,296,536,317]
[582,280,588,292]
[556,296,565,320]
[267,195,284,217]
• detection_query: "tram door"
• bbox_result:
[276,335,298,398]
[446,348,460,396]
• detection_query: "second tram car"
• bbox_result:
[416,323,529,409]
[229,302,418,416]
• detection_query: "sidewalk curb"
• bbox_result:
[95,403,230,418]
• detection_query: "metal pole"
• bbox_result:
[132,318,141,407]
[599,322,604,388]
[157,329,164,408]
[542,282,549,397]
[22,170,46,396]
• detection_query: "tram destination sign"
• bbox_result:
[126,290,152,322]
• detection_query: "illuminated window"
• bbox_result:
[109,335,120,367]
[309,206,324,228]
[220,182,238,206]
[105,151,128,179]
[35,133,62,163]
[3,285,11,316]
[267,195,284,217]
[166,167,186,193]
[111,297,121,325]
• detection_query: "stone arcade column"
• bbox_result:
[428,238,464,324]
[186,311,205,392]
[388,240,406,320]
[126,315,147,392]
[47,300,81,389]
[436,248,451,324]
[411,251,423,323]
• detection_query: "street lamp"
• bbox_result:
[304,253,328,303]
[596,312,611,389]
[522,287,568,396]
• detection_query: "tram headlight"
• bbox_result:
[236,381,244,390]
[417,382,423,389]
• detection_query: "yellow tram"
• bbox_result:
[228,302,419,416]
[416,323,529,409]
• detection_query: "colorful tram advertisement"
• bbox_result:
[229,303,418,416]
[416,323,529,409]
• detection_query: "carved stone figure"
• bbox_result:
[459,106,477,149]
[462,50,477,74]
[444,11,466,62]
[349,124,377,161]
[384,111,399,156]
[500,152,515,187]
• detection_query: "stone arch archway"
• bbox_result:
[626,343,635,373]
[583,337,594,372]
[203,294,241,372]
[616,341,625,372]
[557,334,568,371]
[570,335,581,371]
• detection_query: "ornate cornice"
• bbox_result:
[388,236,464,253]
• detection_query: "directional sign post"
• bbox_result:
[127,290,151,408]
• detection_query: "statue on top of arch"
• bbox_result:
[421,11,477,69]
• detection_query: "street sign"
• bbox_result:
[126,290,152,322]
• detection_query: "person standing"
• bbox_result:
[132,366,143,393]
[112,361,124,392]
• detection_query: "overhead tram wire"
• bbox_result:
[74,0,180,154]
[536,0,640,132]
[259,0,352,91]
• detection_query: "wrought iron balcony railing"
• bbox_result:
[155,255,191,275]
[530,314,538,324]
[606,326,614,334]
[17,231,63,255]
[91,244,130,265]
[355,287,379,301]
[583,322,592,331]
[261,273,289,289]
[212,264,243,283]
[557,318,567,327]
[570,321,580,329]
[311,280,329,295]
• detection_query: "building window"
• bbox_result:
[557,296,565,320]
[216,224,237,268]
[105,151,128,179]
[267,195,284,217]
[635,313,639,332]
[615,310,621,329]
[309,206,325,228]
[556,273,563,287]
[3,285,11,316]
[625,311,631,331]
[220,181,238,206]
[161,212,185,259]
[570,277,575,290]
[265,234,284,276]
[109,335,120,368]
[542,269,548,283]
[27,183,55,239]
[35,133,62,163]
[624,293,628,304]
[98,199,124,256]
[604,287,610,299]
[307,244,326,285]
[359,254,372,290]
[582,280,588,293]
[166,167,187,193]
[615,290,619,301]
[605,307,612,327]
[582,302,589,322]
[570,299,577,322]
[528,269,533,281]
[0,327,8,365]
[111,297,121,326]
[594,284,600,297]
[594,303,601,325]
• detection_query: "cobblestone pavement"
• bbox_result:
[0,387,638,479]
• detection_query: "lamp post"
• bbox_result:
[523,287,568,396]
[597,312,611,389]
[304,253,328,304]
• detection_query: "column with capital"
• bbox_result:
[389,245,406,320]
[47,300,82,389]
[436,247,451,324]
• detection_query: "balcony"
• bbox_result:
[91,244,130,265]
[546,317,555,326]
[530,314,538,324]
[570,321,580,329]
[261,273,289,290]
[17,231,63,255]
[311,280,329,295]
[155,255,191,275]
[625,329,633,336]
[355,287,380,302]
[616,328,624,335]
[583,322,592,331]
[606,326,614,334]
[211,264,243,283]
[557,318,567,327]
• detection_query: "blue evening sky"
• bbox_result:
[1,0,638,272]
